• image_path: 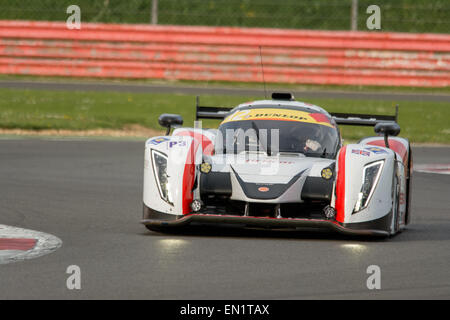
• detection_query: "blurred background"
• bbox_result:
[0,0,448,142]
[0,0,448,32]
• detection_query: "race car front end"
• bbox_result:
[142,141,395,237]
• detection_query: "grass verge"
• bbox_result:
[0,88,448,143]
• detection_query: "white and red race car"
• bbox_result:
[142,93,412,237]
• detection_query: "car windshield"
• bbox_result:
[215,107,339,159]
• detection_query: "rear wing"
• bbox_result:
[195,96,399,126]
[330,105,399,126]
[195,96,232,120]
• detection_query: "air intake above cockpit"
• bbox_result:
[271,92,295,101]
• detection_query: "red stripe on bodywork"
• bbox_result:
[0,238,37,251]
[367,139,408,164]
[181,139,200,214]
[175,131,214,156]
[335,146,347,223]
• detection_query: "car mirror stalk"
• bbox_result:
[374,122,401,149]
[158,114,183,135]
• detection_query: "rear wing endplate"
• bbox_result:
[330,105,399,126]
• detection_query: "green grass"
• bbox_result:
[0,88,448,143]
[0,0,449,33]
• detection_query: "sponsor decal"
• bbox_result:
[174,131,214,156]
[258,187,270,192]
[352,149,371,157]
[169,141,187,148]
[221,108,333,128]
[148,137,170,145]
[321,167,333,180]
[245,159,294,164]
[365,146,387,154]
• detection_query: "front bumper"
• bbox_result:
[142,204,390,237]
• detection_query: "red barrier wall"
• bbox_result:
[0,20,449,87]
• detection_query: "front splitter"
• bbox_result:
[142,212,389,237]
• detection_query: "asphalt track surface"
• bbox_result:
[0,139,449,299]
[1,79,450,102]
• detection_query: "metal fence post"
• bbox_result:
[151,0,158,25]
[351,0,358,30]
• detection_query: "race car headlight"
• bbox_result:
[353,160,384,213]
[151,150,173,205]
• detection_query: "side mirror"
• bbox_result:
[158,114,183,135]
[374,122,400,148]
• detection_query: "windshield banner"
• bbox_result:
[221,108,334,128]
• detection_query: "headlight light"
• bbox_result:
[353,160,384,213]
[151,150,173,205]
